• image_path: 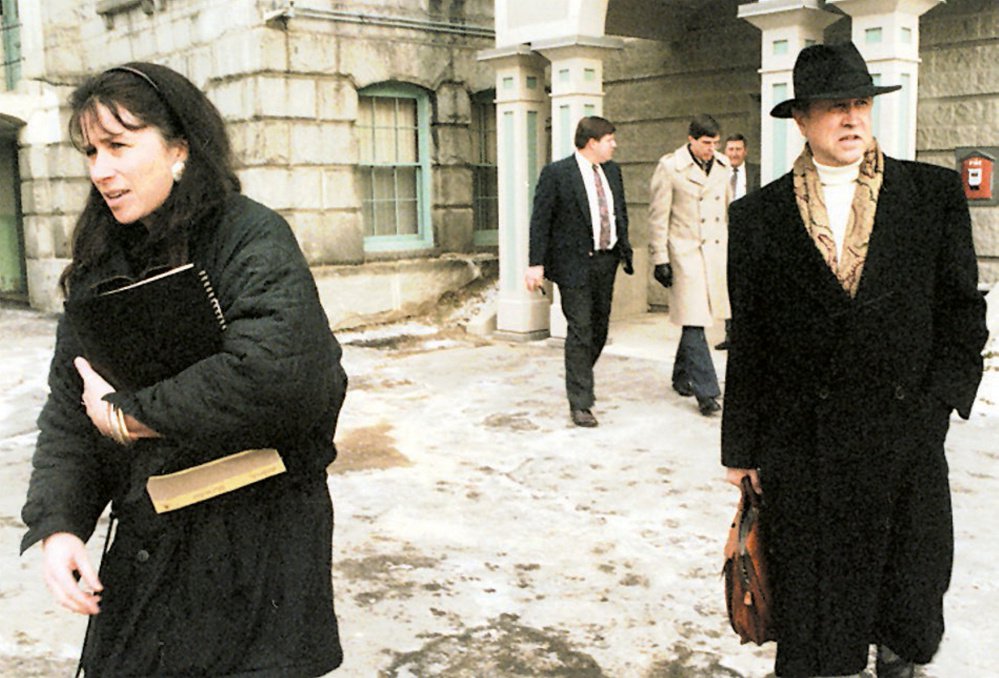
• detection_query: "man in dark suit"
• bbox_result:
[723,133,760,200]
[714,133,760,351]
[525,116,633,427]
[722,43,987,678]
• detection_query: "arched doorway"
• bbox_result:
[0,115,25,300]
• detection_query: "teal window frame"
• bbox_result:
[470,91,498,247]
[357,83,434,252]
[1,0,21,91]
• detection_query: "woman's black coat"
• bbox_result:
[722,159,987,677]
[22,195,347,677]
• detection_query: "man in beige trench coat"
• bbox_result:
[649,114,731,415]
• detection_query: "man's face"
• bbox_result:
[792,97,873,167]
[725,140,747,168]
[688,134,719,163]
[587,133,617,164]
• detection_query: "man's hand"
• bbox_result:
[622,252,634,275]
[725,467,762,494]
[42,532,102,616]
[524,265,545,293]
[653,263,673,288]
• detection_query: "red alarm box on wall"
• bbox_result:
[956,148,997,205]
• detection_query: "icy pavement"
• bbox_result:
[0,302,996,677]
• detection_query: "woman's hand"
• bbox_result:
[74,357,160,441]
[75,357,115,438]
[726,467,762,494]
[42,532,102,616]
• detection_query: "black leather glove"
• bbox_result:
[622,251,634,275]
[654,263,673,289]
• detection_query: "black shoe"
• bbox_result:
[876,645,915,678]
[697,397,721,416]
[714,340,730,350]
[571,409,598,427]
[673,381,694,397]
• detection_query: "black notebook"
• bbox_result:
[64,263,227,391]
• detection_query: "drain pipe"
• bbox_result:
[263,1,495,39]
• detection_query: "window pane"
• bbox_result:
[397,197,418,235]
[372,167,394,201]
[373,98,395,128]
[373,125,395,163]
[397,126,417,164]
[374,201,396,236]
[395,98,416,128]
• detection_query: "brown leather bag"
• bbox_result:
[723,476,776,645]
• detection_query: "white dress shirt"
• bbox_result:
[731,164,747,199]
[574,150,617,251]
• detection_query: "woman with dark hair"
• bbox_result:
[20,62,346,676]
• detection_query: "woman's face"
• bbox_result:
[81,103,188,226]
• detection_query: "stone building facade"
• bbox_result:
[481,0,998,339]
[0,0,499,328]
[0,0,996,332]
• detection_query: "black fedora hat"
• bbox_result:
[770,42,901,118]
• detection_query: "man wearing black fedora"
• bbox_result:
[722,42,987,678]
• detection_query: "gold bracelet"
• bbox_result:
[105,402,133,446]
[115,405,133,446]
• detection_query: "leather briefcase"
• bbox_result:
[723,476,776,645]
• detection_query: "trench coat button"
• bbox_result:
[817,387,830,400]
[894,385,906,400]
[135,549,150,563]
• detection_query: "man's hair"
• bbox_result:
[574,116,615,149]
[725,133,747,146]
[688,114,720,139]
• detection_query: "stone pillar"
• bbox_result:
[533,36,623,339]
[827,0,943,160]
[739,0,843,184]
[478,46,550,340]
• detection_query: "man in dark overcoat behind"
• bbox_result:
[525,116,633,427]
[722,43,987,678]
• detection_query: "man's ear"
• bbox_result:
[791,109,808,136]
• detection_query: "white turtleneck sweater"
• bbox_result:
[814,157,862,260]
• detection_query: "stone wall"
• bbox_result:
[16,0,499,319]
[918,0,999,285]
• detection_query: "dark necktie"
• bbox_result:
[593,164,610,250]
[731,167,738,195]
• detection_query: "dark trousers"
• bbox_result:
[672,325,720,400]
[559,252,618,410]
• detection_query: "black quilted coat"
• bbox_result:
[22,195,347,677]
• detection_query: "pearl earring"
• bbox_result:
[171,160,186,183]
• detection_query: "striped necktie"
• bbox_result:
[593,164,610,250]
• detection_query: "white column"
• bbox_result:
[827,0,943,160]
[477,46,550,340]
[738,0,843,184]
[533,36,623,339]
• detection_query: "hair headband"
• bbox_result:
[105,65,162,93]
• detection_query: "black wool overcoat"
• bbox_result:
[22,195,347,677]
[722,158,987,677]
